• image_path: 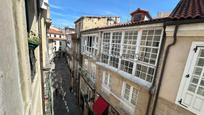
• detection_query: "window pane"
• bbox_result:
[188,84,197,93]
[111,32,122,57]
[197,58,204,67]
[197,87,204,96]
[193,67,202,75]
[139,29,162,65]
[155,30,162,35]
[124,84,130,100]
[192,77,199,84]
[131,88,137,105]
[135,64,155,83]
[102,33,110,54]
[200,49,204,57]
[120,60,133,74]
[102,54,109,64]
[109,56,119,68]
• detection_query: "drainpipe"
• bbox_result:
[152,24,179,115]
[146,24,167,115]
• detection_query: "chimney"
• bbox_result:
[130,8,152,22]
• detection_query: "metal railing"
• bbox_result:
[79,66,96,89]
[44,71,54,115]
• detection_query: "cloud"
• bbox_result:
[51,11,66,17]
[51,11,78,18]
[53,18,74,28]
[100,10,117,16]
[50,4,63,10]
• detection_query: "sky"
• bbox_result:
[50,0,179,28]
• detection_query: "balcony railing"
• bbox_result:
[44,71,54,115]
[79,66,96,89]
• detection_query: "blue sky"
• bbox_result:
[50,0,179,28]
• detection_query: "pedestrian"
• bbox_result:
[63,52,66,57]
[59,87,64,99]
[55,88,58,97]
[69,86,73,93]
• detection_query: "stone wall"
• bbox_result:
[155,98,194,115]
[96,64,149,115]
[0,0,49,115]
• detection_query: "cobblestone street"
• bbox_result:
[53,55,81,115]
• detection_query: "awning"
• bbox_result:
[93,96,109,115]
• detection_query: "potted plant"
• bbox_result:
[28,31,40,49]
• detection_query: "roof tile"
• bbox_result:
[169,0,204,20]
[48,28,63,34]
[82,0,204,32]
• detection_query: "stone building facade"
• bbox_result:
[75,16,120,38]
[76,0,204,115]
[0,0,51,115]
[47,26,67,60]
[73,16,121,110]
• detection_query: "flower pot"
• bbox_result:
[28,42,39,49]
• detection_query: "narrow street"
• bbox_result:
[52,54,81,115]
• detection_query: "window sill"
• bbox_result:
[102,84,111,93]
[96,62,151,90]
[100,83,135,115]
[119,98,135,115]
[121,97,136,108]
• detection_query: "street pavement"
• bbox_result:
[53,55,81,115]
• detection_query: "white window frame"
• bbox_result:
[176,42,204,115]
[102,71,111,90]
[120,30,138,74]
[102,33,111,55]
[121,82,139,106]
[83,59,88,69]
[110,32,122,57]
[138,29,162,65]
[101,33,111,64]
[81,34,99,58]
[100,28,163,85]
[90,63,96,83]
[122,31,138,60]
[109,31,122,68]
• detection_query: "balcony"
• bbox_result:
[81,46,98,60]
[79,66,96,89]
[44,71,54,115]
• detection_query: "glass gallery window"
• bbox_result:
[101,28,162,84]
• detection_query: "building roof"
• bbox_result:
[65,27,75,31]
[81,0,204,32]
[74,16,120,23]
[49,37,66,41]
[169,0,204,20]
[48,28,63,34]
[130,8,152,20]
[81,18,168,32]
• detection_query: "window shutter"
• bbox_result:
[177,44,204,115]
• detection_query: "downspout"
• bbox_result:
[146,24,166,115]
[152,24,179,115]
[38,8,46,115]
[78,35,82,104]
